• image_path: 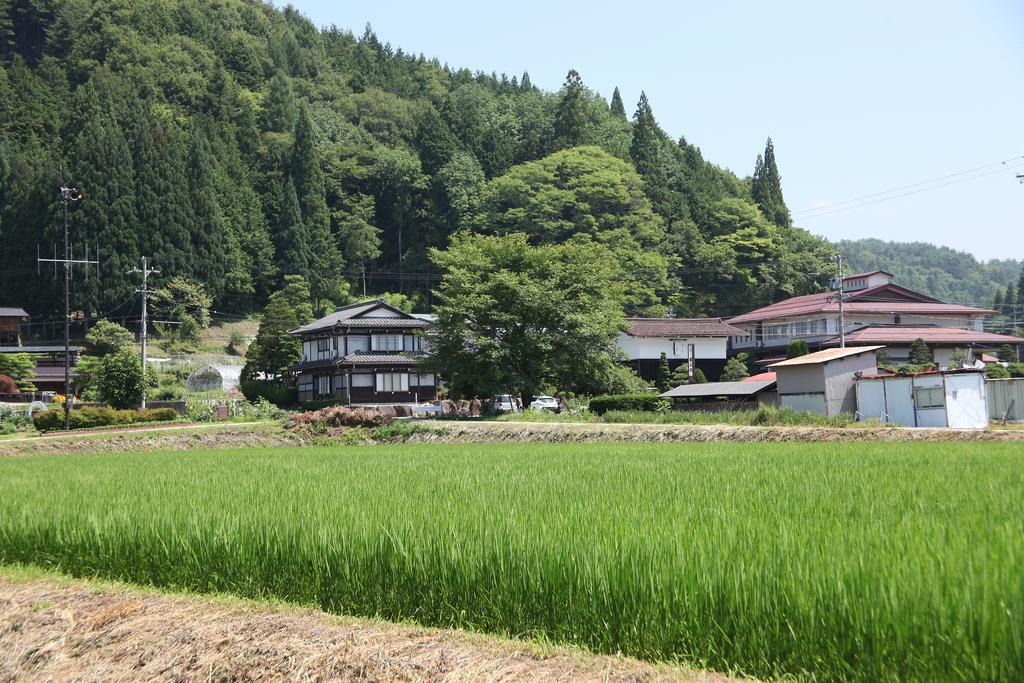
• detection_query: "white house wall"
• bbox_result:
[732,312,986,350]
[615,334,728,361]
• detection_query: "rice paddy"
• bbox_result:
[0,441,1021,681]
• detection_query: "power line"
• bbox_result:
[792,155,1024,217]
[795,162,1024,220]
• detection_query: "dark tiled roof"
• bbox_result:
[0,307,28,317]
[843,270,892,280]
[289,299,429,335]
[624,318,747,338]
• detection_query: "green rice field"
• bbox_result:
[0,442,1021,681]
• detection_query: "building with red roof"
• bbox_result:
[727,271,998,361]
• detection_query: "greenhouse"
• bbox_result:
[185,364,242,396]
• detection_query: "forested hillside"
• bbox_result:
[837,239,1022,307]
[0,0,836,320]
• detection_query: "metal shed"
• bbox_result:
[987,377,1024,423]
[659,380,778,410]
[769,346,882,417]
[856,369,989,429]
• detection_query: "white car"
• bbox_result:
[529,396,560,412]
[492,394,519,413]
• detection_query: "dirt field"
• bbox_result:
[0,572,736,682]
[3,419,1022,457]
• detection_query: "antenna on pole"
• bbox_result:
[36,180,91,430]
[128,256,159,409]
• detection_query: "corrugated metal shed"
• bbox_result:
[988,377,1024,422]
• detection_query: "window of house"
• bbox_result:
[410,373,435,387]
[372,334,403,352]
[376,372,409,392]
[348,336,369,353]
[915,386,945,409]
[316,374,332,396]
[351,373,373,387]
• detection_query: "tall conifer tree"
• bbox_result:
[610,86,626,119]
[275,176,310,282]
[263,70,298,133]
[553,69,590,149]
[187,132,228,300]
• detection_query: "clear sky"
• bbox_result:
[285,0,1023,262]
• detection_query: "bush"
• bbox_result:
[134,407,179,423]
[240,380,297,407]
[986,364,1011,380]
[0,404,33,434]
[288,406,394,430]
[97,349,146,409]
[589,394,671,415]
[0,374,17,394]
[1008,363,1024,378]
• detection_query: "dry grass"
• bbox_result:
[0,571,736,682]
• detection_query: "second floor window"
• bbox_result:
[372,334,403,352]
[317,338,330,353]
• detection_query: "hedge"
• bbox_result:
[239,380,297,407]
[33,406,179,431]
[589,393,671,415]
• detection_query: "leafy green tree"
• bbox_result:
[242,275,315,382]
[97,349,146,409]
[553,69,590,149]
[909,338,933,365]
[153,277,213,328]
[84,319,133,357]
[428,232,627,402]
[720,356,751,381]
[656,352,671,392]
[609,86,626,119]
[0,352,35,391]
[997,344,1017,363]
[377,292,416,312]
[786,339,810,359]
[1005,283,1018,318]
[478,146,670,314]
[187,133,229,300]
[993,289,1004,312]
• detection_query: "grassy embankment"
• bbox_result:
[0,442,1021,681]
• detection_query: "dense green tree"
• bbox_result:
[750,138,791,228]
[292,105,346,310]
[553,69,590,149]
[153,277,212,328]
[997,344,1016,363]
[97,349,146,409]
[242,275,315,381]
[993,289,1004,312]
[1018,270,1024,307]
[786,339,810,359]
[1005,283,1018,317]
[187,133,229,300]
[274,177,310,281]
[656,352,671,392]
[720,356,751,381]
[478,146,671,314]
[670,364,689,388]
[428,232,627,402]
[84,319,133,356]
[609,86,626,119]
[0,353,35,391]
[909,338,933,365]
[262,69,297,133]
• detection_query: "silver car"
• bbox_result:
[529,396,559,412]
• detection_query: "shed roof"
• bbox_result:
[0,307,28,318]
[660,380,777,398]
[624,317,746,338]
[823,325,1024,347]
[0,345,81,354]
[769,345,884,368]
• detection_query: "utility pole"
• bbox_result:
[38,183,88,430]
[128,256,159,409]
[835,253,846,348]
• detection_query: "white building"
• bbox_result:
[616,318,747,382]
[855,370,988,429]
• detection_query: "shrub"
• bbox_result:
[134,407,179,423]
[226,330,247,355]
[84,319,134,356]
[0,374,17,394]
[288,406,394,430]
[986,364,1011,380]
[240,380,297,407]
[301,398,350,410]
[589,394,671,415]
[370,421,428,443]
[97,349,146,409]
[1008,362,1024,378]
[32,409,62,431]
[32,405,150,431]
